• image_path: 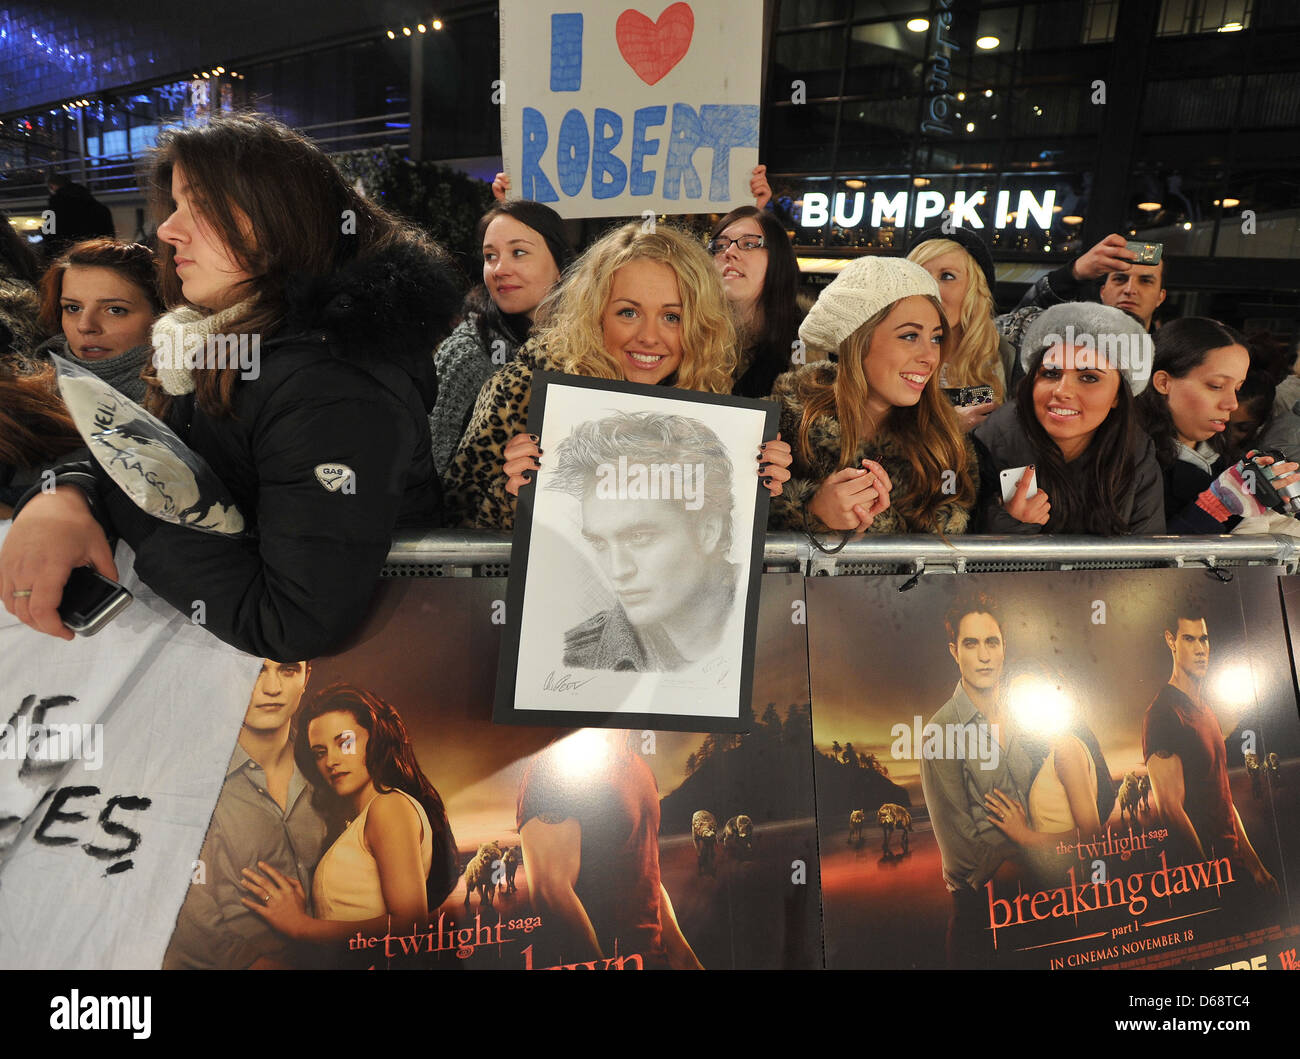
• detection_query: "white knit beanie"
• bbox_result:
[798,256,940,357]
[1020,302,1153,396]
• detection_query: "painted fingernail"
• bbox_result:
[762,477,772,487]
[529,434,539,442]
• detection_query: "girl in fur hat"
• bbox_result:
[769,255,976,536]
[973,302,1165,535]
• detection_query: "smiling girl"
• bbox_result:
[769,256,975,535]
[444,222,791,530]
[430,200,572,476]
[973,302,1165,534]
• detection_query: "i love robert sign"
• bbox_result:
[499,1,761,219]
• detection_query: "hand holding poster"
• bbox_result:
[499,1,761,218]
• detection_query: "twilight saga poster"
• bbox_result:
[808,567,1300,970]
[162,574,821,970]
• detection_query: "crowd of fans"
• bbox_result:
[2,113,1298,657]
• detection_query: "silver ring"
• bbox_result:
[262,893,270,904]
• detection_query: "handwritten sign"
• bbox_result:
[499,1,761,218]
[0,536,257,968]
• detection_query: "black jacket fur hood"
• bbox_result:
[278,236,463,401]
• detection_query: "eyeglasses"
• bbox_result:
[707,235,766,255]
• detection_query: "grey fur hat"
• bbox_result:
[1020,302,1153,396]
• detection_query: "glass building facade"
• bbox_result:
[1,0,1297,324]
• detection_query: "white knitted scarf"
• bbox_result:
[150,301,256,395]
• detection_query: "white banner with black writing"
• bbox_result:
[0,532,257,968]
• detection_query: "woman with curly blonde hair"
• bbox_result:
[770,255,975,535]
[907,228,1016,433]
[444,222,791,530]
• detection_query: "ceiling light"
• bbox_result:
[418,23,426,32]
[906,18,929,32]
[983,88,993,97]
[386,29,395,39]
[844,179,865,189]
[913,177,930,187]
[402,26,411,36]
[965,122,975,132]
[1182,222,1192,230]
[1218,21,1244,32]
[976,35,1000,49]
[956,91,966,101]
[1222,197,1240,208]
[1137,201,1162,211]
[432,19,443,30]
[1063,215,1083,225]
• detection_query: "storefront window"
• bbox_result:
[770,27,844,100]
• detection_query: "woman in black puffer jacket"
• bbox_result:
[1,115,462,659]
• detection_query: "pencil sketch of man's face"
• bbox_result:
[579,493,724,632]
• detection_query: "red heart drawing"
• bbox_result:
[616,3,695,87]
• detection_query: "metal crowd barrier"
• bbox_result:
[384,531,1300,578]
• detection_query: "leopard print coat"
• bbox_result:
[769,362,975,535]
[442,338,552,530]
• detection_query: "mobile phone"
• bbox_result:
[57,566,132,636]
[943,385,995,408]
[999,465,1037,505]
[1124,240,1163,265]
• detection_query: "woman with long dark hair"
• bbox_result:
[707,205,802,399]
[973,302,1165,534]
[0,360,85,517]
[1135,317,1300,532]
[239,683,457,943]
[34,238,162,403]
[430,200,572,475]
[1,114,462,657]
[768,255,975,534]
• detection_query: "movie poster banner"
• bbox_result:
[808,568,1300,970]
[163,573,822,970]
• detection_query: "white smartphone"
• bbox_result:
[999,465,1038,505]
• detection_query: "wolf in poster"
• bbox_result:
[809,568,1299,970]
[165,574,821,969]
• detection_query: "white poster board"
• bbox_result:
[0,536,258,968]
[499,1,762,218]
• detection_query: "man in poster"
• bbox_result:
[1143,609,1277,893]
[516,728,703,968]
[164,659,328,969]
[919,594,1039,967]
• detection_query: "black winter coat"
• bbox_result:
[28,240,458,659]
